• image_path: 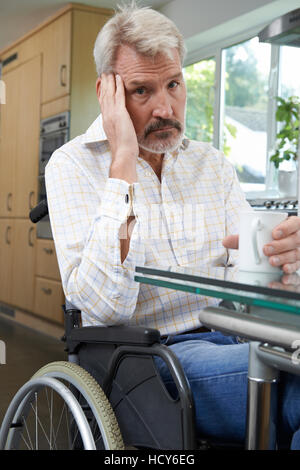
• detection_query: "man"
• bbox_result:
[45,3,300,447]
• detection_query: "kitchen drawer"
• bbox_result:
[36,239,61,280]
[34,277,64,324]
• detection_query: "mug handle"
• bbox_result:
[251,218,262,265]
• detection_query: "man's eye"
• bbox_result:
[135,87,145,95]
[168,81,179,89]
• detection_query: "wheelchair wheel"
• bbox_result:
[0,361,124,450]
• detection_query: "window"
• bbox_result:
[184,35,300,198]
[184,58,216,143]
[221,37,271,192]
[279,46,300,99]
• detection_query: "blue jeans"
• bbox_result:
[155,331,300,449]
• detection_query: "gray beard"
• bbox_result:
[137,129,185,155]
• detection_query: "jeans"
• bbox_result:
[155,331,300,449]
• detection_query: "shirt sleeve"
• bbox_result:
[222,157,252,266]
[45,150,145,326]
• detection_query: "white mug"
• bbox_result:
[239,210,288,273]
[238,270,282,286]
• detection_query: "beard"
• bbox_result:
[137,117,185,154]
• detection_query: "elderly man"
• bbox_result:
[45,3,300,448]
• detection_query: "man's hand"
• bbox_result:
[222,216,300,274]
[97,73,138,183]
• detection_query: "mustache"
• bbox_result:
[144,118,182,138]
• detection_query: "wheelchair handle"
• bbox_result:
[29,199,48,223]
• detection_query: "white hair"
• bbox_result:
[93,1,186,76]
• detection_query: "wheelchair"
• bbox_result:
[0,200,197,450]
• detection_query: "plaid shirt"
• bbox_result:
[45,114,250,335]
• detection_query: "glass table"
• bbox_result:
[134,265,300,450]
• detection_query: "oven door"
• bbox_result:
[36,176,53,239]
[37,125,69,239]
[39,129,69,175]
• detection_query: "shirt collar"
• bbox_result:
[82,114,107,144]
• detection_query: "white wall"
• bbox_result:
[158,0,300,62]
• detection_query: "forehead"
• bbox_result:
[114,45,182,84]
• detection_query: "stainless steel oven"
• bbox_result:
[37,111,70,239]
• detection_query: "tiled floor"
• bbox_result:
[0,315,66,425]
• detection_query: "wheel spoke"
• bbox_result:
[21,415,34,450]
[30,399,52,448]
[51,401,67,449]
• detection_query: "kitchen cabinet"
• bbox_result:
[40,12,71,104]
[0,219,14,305]
[0,65,18,217]
[0,54,40,217]
[0,3,112,330]
[34,278,64,324]
[11,219,36,312]
[0,219,35,311]
[34,239,64,323]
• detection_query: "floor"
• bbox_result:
[0,314,66,425]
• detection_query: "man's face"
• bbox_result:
[114,45,186,155]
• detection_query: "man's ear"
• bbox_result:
[96,76,101,101]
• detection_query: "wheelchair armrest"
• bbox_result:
[69,325,161,346]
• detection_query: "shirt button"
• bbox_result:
[125,194,129,203]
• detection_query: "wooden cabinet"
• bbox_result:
[14,55,41,217]
[0,219,35,311]
[0,220,14,304]
[34,239,64,324]
[11,219,36,311]
[40,12,71,104]
[0,65,18,217]
[0,4,113,330]
[0,55,40,217]
[34,278,64,323]
[36,239,61,280]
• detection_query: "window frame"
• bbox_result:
[183,27,283,199]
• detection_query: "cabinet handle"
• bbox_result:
[5,226,11,245]
[28,226,34,247]
[60,64,67,87]
[28,191,35,210]
[43,247,53,255]
[6,193,12,212]
[41,287,52,295]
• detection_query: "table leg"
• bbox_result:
[245,341,279,450]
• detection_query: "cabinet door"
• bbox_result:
[14,55,41,217]
[36,239,61,281]
[41,12,71,103]
[0,219,14,304]
[0,66,19,217]
[0,55,40,218]
[11,219,36,311]
[34,277,64,323]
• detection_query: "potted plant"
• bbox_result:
[270,95,299,197]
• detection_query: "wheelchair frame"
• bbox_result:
[0,199,197,450]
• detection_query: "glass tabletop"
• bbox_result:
[134,265,300,315]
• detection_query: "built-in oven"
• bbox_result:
[37,111,70,239]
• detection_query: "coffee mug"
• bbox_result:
[238,270,282,286]
[239,211,288,273]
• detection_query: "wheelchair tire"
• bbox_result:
[0,361,124,450]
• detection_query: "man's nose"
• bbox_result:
[152,91,173,119]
